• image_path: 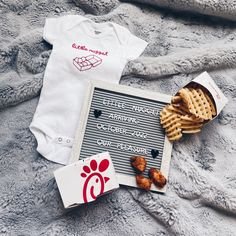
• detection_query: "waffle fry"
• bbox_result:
[204,92,217,117]
[160,106,182,141]
[188,84,217,118]
[178,88,195,114]
[160,84,216,142]
[182,128,201,134]
[180,119,203,134]
[178,88,214,120]
[181,114,203,123]
[191,88,213,120]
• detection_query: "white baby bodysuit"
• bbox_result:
[30,15,148,165]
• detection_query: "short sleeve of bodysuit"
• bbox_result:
[43,15,86,44]
[124,30,148,61]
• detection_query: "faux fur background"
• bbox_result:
[0,0,236,235]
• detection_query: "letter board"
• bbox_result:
[70,81,173,192]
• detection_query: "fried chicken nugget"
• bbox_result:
[130,156,147,173]
[135,175,152,191]
[148,168,167,188]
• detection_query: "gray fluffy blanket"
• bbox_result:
[0,0,236,235]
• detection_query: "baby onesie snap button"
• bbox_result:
[55,136,73,147]
[58,137,62,142]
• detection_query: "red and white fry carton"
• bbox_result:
[184,71,228,118]
[54,152,119,208]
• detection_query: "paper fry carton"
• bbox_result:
[54,152,119,208]
[183,71,228,118]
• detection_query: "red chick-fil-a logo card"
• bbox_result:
[54,152,119,208]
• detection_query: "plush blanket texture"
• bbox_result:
[0,0,236,235]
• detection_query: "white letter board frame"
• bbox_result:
[70,81,173,193]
